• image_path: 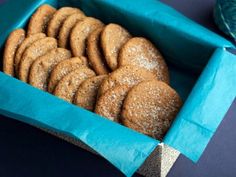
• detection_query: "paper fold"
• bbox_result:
[164,48,236,162]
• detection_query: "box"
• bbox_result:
[0,0,236,176]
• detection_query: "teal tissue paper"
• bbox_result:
[0,0,236,176]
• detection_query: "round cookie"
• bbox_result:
[3,29,25,76]
[70,17,104,56]
[58,13,85,48]
[98,65,156,97]
[121,80,182,140]
[119,37,169,83]
[29,48,71,91]
[54,67,96,103]
[95,85,130,122]
[74,75,107,111]
[47,7,84,38]
[18,37,57,82]
[87,27,110,75]
[101,23,131,70]
[47,56,88,93]
[27,4,56,36]
[15,33,46,75]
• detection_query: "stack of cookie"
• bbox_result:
[2,4,182,140]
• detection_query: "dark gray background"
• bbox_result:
[0,0,236,177]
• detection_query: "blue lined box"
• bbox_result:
[0,0,236,176]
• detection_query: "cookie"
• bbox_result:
[119,37,169,83]
[58,13,85,48]
[47,56,88,93]
[121,80,182,140]
[3,29,25,76]
[27,4,56,36]
[15,33,46,75]
[101,23,131,70]
[95,85,130,122]
[29,48,71,91]
[18,37,57,82]
[74,75,107,111]
[87,27,110,75]
[70,17,104,56]
[98,65,156,97]
[54,67,96,102]
[47,7,84,38]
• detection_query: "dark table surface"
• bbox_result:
[1,0,236,177]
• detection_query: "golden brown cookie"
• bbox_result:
[15,33,46,75]
[70,17,104,56]
[29,48,71,91]
[47,56,88,93]
[3,29,25,76]
[121,80,182,140]
[47,7,84,38]
[101,23,131,70]
[74,75,107,111]
[98,65,156,97]
[58,13,85,48]
[18,37,57,82]
[27,4,56,36]
[119,37,169,83]
[95,85,130,122]
[87,27,110,75]
[54,67,96,102]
